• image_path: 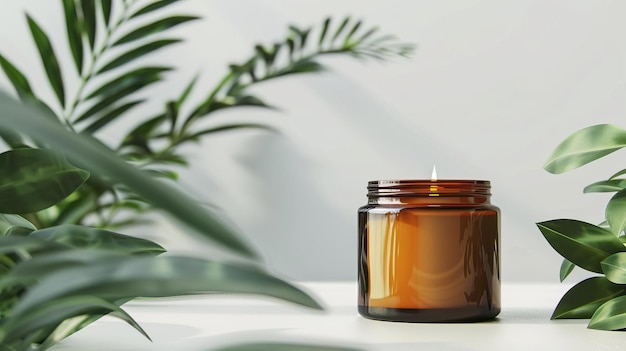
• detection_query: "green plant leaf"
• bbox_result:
[185,123,276,142]
[0,148,89,214]
[113,16,199,46]
[332,17,351,43]
[607,188,626,235]
[551,277,626,319]
[176,74,199,109]
[0,92,258,258]
[100,0,113,26]
[0,53,35,100]
[211,343,361,351]
[26,15,65,107]
[0,236,64,256]
[602,252,626,284]
[589,295,626,330]
[62,0,84,74]
[80,0,97,49]
[29,224,165,255]
[130,0,181,19]
[318,17,331,47]
[81,99,143,134]
[610,168,626,180]
[11,255,322,320]
[560,258,575,282]
[0,214,36,237]
[85,66,171,101]
[584,179,626,193]
[544,124,626,174]
[536,219,626,273]
[0,295,149,344]
[97,39,182,73]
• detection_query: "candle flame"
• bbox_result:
[429,165,439,196]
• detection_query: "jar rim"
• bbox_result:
[367,179,491,197]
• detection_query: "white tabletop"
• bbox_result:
[53,282,626,351]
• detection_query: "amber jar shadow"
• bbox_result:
[358,180,501,323]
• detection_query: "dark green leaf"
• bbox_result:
[211,343,361,351]
[589,295,626,330]
[97,39,182,73]
[113,16,199,46]
[332,17,351,42]
[344,20,362,45]
[12,255,322,319]
[80,0,97,49]
[130,0,181,18]
[607,188,626,235]
[0,148,89,213]
[0,92,258,257]
[0,236,64,256]
[30,224,165,255]
[536,219,626,273]
[544,124,626,174]
[602,252,626,284]
[100,0,113,26]
[185,123,275,142]
[165,100,177,135]
[144,169,178,180]
[121,113,166,148]
[27,15,65,107]
[62,0,84,74]
[85,66,171,101]
[551,277,626,319]
[318,17,331,47]
[357,27,379,42]
[584,179,626,193]
[276,60,324,77]
[0,214,36,237]
[81,100,143,134]
[0,53,35,100]
[0,295,148,343]
[560,258,575,282]
[176,75,199,109]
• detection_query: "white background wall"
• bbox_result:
[1,0,626,282]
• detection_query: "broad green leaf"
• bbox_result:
[0,148,89,214]
[30,224,165,255]
[211,343,361,351]
[0,236,64,256]
[0,53,35,100]
[589,295,626,330]
[551,277,626,319]
[318,18,331,46]
[607,188,626,235]
[62,0,84,74]
[75,72,165,123]
[80,0,97,49]
[185,123,275,142]
[544,124,626,174]
[113,16,199,46]
[97,39,182,73]
[0,214,36,237]
[332,17,351,42]
[610,168,626,180]
[536,219,626,273]
[85,66,171,101]
[584,179,626,193]
[601,252,626,284]
[81,100,143,134]
[100,0,113,26]
[12,255,322,319]
[27,15,65,107]
[130,0,181,19]
[560,258,575,282]
[0,92,258,257]
[0,295,149,343]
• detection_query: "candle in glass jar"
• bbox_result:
[358,179,500,322]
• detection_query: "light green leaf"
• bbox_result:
[11,255,322,319]
[81,100,144,134]
[80,0,97,49]
[0,214,36,237]
[544,124,626,174]
[551,277,626,319]
[536,219,626,273]
[0,148,89,214]
[30,224,165,255]
[97,39,182,73]
[560,258,575,282]
[584,179,626,193]
[0,92,258,257]
[211,343,361,351]
[589,295,626,330]
[0,295,149,343]
[610,168,626,180]
[62,0,84,74]
[27,15,65,107]
[113,16,199,46]
[130,0,181,19]
[607,188,626,235]
[601,252,626,284]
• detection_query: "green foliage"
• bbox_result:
[539,124,626,330]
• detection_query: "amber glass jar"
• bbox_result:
[358,180,500,322]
